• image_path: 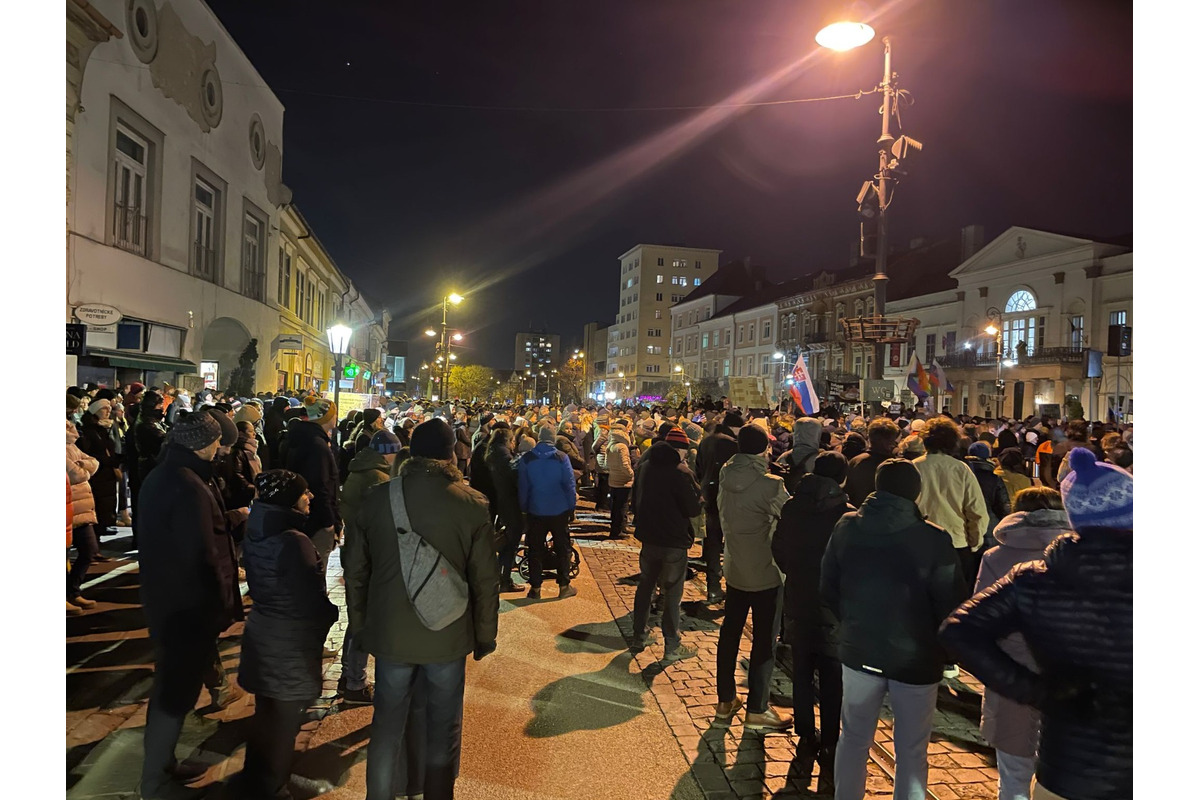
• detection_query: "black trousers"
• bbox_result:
[716,586,783,713]
[525,512,572,588]
[703,508,724,591]
[142,635,221,794]
[608,487,631,537]
[239,695,307,800]
[791,646,843,747]
[956,547,979,587]
[595,471,610,509]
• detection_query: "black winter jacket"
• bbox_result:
[965,456,1011,541]
[283,421,341,534]
[696,427,739,506]
[773,474,854,657]
[821,491,968,685]
[238,504,338,702]
[555,434,585,470]
[844,448,895,508]
[469,438,496,506]
[633,442,701,550]
[135,417,167,485]
[940,529,1133,800]
[137,443,243,641]
[263,403,288,465]
[78,417,121,528]
[486,444,523,533]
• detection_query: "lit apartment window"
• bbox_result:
[654,310,662,319]
[1109,310,1127,326]
[693,278,701,286]
[1069,315,1084,349]
[701,332,709,348]
[192,177,218,282]
[657,274,664,283]
[113,125,151,255]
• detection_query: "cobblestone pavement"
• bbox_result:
[67,503,1001,800]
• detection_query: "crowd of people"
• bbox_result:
[65,379,1132,800]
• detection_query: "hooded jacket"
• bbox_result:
[781,417,823,492]
[633,442,701,550]
[238,503,338,701]
[972,508,1070,757]
[844,445,897,508]
[717,452,790,591]
[965,455,1012,541]
[606,429,636,488]
[518,442,577,517]
[137,443,244,641]
[696,426,739,505]
[555,430,585,470]
[772,473,855,656]
[343,457,499,664]
[821,491,967,685]
[66,420,99,528]
[940,529,1132,800]
[282,420,341,534]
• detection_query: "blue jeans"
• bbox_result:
[366,657,466,800]
[835,666,938,800]
[632,543,688,648]
[996,750,1035,800]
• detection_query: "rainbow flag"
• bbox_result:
[906,354,931,400]
[789,352,820,415]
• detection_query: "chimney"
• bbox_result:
[961,224,986,261]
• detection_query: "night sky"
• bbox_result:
[204,0,1132,371]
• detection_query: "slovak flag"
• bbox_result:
[789,352,820,415]
[906,354,932,401]
[929,358,955,394]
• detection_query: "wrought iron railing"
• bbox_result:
[113,204,148,255]
[938,346,1086,369]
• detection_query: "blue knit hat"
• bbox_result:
[370,429,402,454]
[1060,447,1133,530]
[967,441,992,460]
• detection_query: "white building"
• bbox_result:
[606,244,722,397]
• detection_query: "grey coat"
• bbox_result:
[974,508,1070,756]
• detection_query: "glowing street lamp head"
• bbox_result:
[425,328,436,337]
[773,351,784,360]
[451,332,463,342]
[985,324,999,336]
[816,20,875,51]
[447,292,464,306]
[674,364,683,373]
[326,323,352,355]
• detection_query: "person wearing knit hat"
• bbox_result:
[410,418,457,462]
[826,455,969,799]
[772,448,854,767]
[369,429,403,455]
[238,469,338,798]
[303,395,338,430]
[136,384,247,796]
[664,426,690,450]
[234,403,263,426]
[282,395,343,582]
[940,448,1132,800]
[712,409,792,731]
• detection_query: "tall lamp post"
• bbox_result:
[673,364,695,404]
[819,17,922,405]
[326,323,352,445]
[984,307,1014,418]
[437,292,463,401]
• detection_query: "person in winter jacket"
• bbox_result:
[915,418,990,583]
[67,420,101,610]
[351,408,386,455]
[282,396,341,578]
[137,410,243,800]
[344,418,499,800]
[631,429,702,659]
[996,447,1033,506]
[822,458,968,800]
[964,487,1071,800]
[777,417,822,493]
[453,415,472,474]
[966,441,1012,553]
[771,451,855,784]
[1045,420,1100,490]
[236,471,338,800]
[518,426,578,599]
[555,421,585,471]
[593,417,611,510]
[263,397,289,467]
[940,448,1132,800]
[487,426,525,592]
[713,425,792,732]
[77,399,122,533]
[696,412,743,603]
[844,417,900,507]
[605,420,636,540]
[337,429,402,706]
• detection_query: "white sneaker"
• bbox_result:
[943,664,961,679]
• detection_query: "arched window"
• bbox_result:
[854,299,864,318]
[1005,290,1036,313]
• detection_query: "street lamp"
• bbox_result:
[673,363,696,403]
[437,292,464,401]
[326,322,352,445]
[819,13,923,401]
[985,307,1005,418]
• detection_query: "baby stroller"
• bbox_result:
[513,530,581,582]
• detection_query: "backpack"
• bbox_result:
[388,476,469,631]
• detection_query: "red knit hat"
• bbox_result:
[665,426,690,449]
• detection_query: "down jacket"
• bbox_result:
[606,429,636,489]
[238,503,338,701]
[972,508,1071,757]
[632,442,701,550]
[66,420,99,528]
[940,529,1133,800]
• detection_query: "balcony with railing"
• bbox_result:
[938,346,1086,370]
[112,204,148,256]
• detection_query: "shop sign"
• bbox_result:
[276,333,304,353]
[863,379,895,402]
[73,303,122,327]
[66,323,87,356]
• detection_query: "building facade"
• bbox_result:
[607,244,722,396]
[581,321,610,399]
[514,330,560,373]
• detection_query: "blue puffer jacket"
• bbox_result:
[517,442,576,517]
[238,503,338,702]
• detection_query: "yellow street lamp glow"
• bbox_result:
[985,324,999,336]
[674,364,683,372]
[425,328,436,337]
[816,20,875,51]
[451,332,463,342]
[447,292,464,305]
